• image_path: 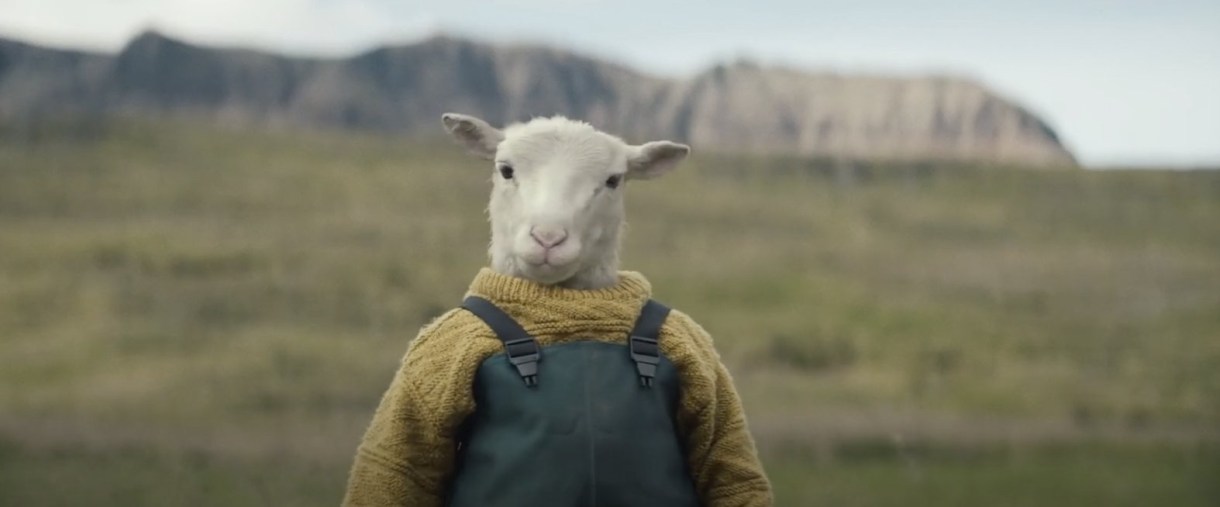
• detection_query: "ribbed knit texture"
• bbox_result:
[342,268,773,506]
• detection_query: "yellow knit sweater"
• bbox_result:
[342,268,772,506]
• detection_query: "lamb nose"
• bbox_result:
[530,227,568,248]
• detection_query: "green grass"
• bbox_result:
[0,438,345,507]
[767,442,1220,507]
[1,119,1218,505]
[2,438,1216,507]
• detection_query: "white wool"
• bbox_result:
[442,113,690,289]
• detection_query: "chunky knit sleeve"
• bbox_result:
[664,311,773,507]
[342,310,493,507]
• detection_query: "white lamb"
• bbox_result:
[341,113,772,507]
[441,113,689,289]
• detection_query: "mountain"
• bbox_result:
[0,30,1075,166]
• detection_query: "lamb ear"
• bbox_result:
[441,113,504,160]
[626,141,690,180]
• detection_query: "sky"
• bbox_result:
[2,0,1218,167]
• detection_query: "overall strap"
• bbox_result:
[628,299,671,387]
[461,296,541,387]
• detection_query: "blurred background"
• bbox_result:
[1,1,1218,505]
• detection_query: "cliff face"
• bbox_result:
[0,31,1074,165]
[661,62,1072,165]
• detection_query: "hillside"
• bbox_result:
[0,31,1074,165]
[0,120,1215,505]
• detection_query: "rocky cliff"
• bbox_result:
[0,31,1075,165]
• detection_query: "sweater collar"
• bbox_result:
[466,268,652,305]
[464,269,655,336]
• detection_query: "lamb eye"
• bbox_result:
[498,164,514,180]
[605,174,622,189]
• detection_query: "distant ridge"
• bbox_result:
[0,30,1075,166]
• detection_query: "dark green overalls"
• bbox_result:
[446,297,700,507]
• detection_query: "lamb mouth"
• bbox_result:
[521,249,573,269]
[522,256,577,276]
[526,258,568,269]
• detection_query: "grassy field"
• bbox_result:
[1,119,1218,505]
